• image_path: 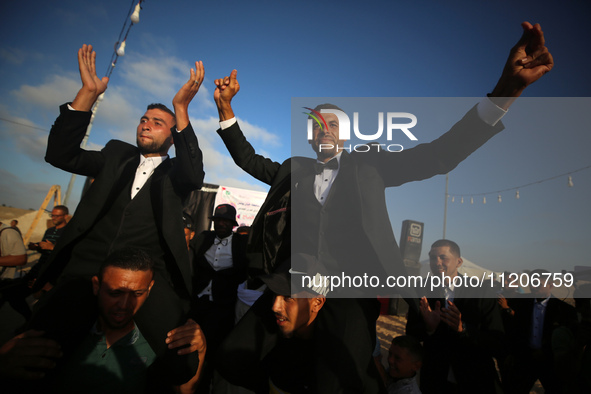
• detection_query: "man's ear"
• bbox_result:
[457,257,463,268]
[92,276,100,296]
[147,280,155,295]
[311,296,326,313]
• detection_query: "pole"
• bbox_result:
[443,173,448,239]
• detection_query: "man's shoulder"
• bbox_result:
[103,139,138,155]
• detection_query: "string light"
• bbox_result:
[446,164,589,206]
[116,40,126,56]
[130,2,141,24]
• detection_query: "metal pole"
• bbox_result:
[443,173,448,239]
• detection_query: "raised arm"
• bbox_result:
[172,61,204,131]
[214,69,239,121]
[71,44,109,112]
[490,22,554,109]
[214,69,281,185]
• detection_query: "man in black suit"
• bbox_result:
[212,22,553,294]
[213,22,552,390]
[189,203,248,392]
[30,44,205,384]
[406,239,504,394]
[501,269,579,393]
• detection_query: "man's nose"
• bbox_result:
[118,294,133,309]
[272,296,283,313]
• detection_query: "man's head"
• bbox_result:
[308,103,347,163]
[272,293,325,339]
[262,254,327,339]
[529,268,553,299]
[92,248,155,332]
[183,212,195,249]
[388,335,423,379]
[136,103,175,157]
[50,205,69,228]
[10,220,18,228]
[429,239,463,279]
[209,204,238,239]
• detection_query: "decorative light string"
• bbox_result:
[447,164,590,205]
[105,0,143,79]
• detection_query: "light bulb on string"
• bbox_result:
[451,196,455,203]
[470,197,474,204]
[498,195,502,203]
[515,190,520,199]
[131,3,141,24]
[461,197,464,204]
[117,41,126,56]
[568,176,574,187]
[483,197,486,204]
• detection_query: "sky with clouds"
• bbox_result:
[1,1,590,276]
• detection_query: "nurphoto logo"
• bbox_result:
[303,107,418,153]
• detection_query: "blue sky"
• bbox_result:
[0,1,589,275]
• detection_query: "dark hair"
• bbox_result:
[53,205,69,215]
[431,239,461,257]
[97,248,154,282]
[147,103,175,120]
[391,335,423,362]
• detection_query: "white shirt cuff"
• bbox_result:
[220,117,237,130]
[477,97,507,127]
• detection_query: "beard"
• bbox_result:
[137,137,167,155]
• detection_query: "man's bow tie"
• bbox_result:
[314,158,339,174]
[214,238,228,246]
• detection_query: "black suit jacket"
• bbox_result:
[191,231,248,304]
[406,283,504,393]
[506,296,578,356]
[218,105,504,288]
[37,103,204,295]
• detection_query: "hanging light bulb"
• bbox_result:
[470,197,474,204]
[131,3,141,24]
[498,194,502,203]
[483,197,486,204]
[451,196,455,203]
[117,41,126,56]
[568,175,574,187]
[461,197,464,204]
[515,190,520,199]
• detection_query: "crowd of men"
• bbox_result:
[1,21,589,394]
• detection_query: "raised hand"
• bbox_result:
[491,22,553,107]
[440,300,463,333]
[71,44,109,112]
[172,61,205,131]
[419,296,441,334]
[165,318,206,356]
[214,69,240,121]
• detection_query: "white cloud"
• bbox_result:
[11,73,81,112]
[236,117,281,147]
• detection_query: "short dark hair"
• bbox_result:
[391,335,423,362]
[147,103,175,121]
[97,248,154,282]
[431,239,461,257]
[53,205,69,215]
